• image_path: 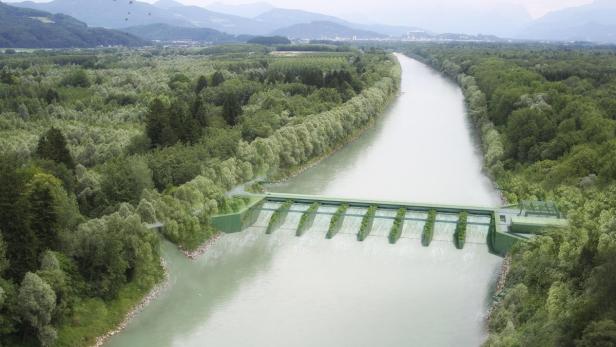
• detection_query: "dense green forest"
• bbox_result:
[400,43,616,346]
[0,45,400,346]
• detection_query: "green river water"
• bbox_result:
[105,54,503,347]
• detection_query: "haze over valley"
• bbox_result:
[2,0,616,45]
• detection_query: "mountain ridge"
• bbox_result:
[121,23,244,43]
[272,21,387,40]
[0,2,144,48]
[519,0,616,42]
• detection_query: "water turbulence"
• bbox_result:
[372,209,396,237]
[106,54,503,347]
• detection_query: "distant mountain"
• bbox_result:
[272,21,386,40]
[345,3,530,38]
[352,23,426,37]
[13,0,194,28]
[153,0,184,10]
[256,8,423,38]
[205,2,275,18]
[9,0,458,41]
[159,4,270,35]
[518,0,616,43]
[0,2,144,48]
[255,8,346,29]
[121,23,242,43]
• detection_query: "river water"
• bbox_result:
[106,54,503,347]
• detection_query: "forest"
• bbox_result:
[0,45,400,346]
[400,42,616,346]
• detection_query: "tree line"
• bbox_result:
[0,46,399,346]
[402,42,616,347]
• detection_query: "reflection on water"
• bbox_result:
[106,54,502,347]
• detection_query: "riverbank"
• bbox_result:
[487,254,511,320]
[180,232,222,260]
[92,258,169,347]
[267,112,383,184]
[267,58,401,184]
[93,232,222,346]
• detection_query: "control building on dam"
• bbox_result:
[210,193,568,255]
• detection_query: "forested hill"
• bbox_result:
[0,2,144,48]
[272,21,387,40]
[121,24,242,44]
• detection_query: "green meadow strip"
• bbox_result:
[266,200,294,234]
[357,205,377,241]
[326,204,349,239]
[421,209,437,247]
[296,202,320,236]
[454,211,468,249]
[388,208,407,244]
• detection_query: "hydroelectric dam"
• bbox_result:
[212,193,567,255]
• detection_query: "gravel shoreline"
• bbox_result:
[93,232,224,346]
[487,254,512,320]
[92,258,169,347]
[180,232,222,260]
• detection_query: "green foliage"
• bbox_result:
[0,232,7,275]
[454,211,468,249]
[576,320,616,347]
[388,208,406,244]
[266,200,293,234]
[400,42,616,346]
[60,69,91,88]
[55,280,160,347]
[35,127,75,170]
[0,47,400,346]
[0,158,38,280]
[357,205,377,241]
[18,272,57,347]
[326,204,348,239]
[27,174,62,252]
[217,196,250,215]
[421,209,436,247]
[248,36,291,45]
[145,97,207,148]
[296,202,319,236]
[69,211,161,299]
[211,71,225,87]
[100,156,153,206]
[222,92,242,126]
[195,75,208,94]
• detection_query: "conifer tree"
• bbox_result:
[222,93,242,126]
[211,71,225,87]
[27,175,60,252]
[35,128,75,170]
[195,75,208,94]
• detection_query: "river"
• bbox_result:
[105,54,503,347]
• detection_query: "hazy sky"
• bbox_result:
[4,0,594,19]
[167,0,592,19]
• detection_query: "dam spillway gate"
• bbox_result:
[210,193,568,256]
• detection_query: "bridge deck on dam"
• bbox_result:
[209,193,568,255]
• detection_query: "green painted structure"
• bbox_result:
[210,192,568,256]
[210,196,264,233]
